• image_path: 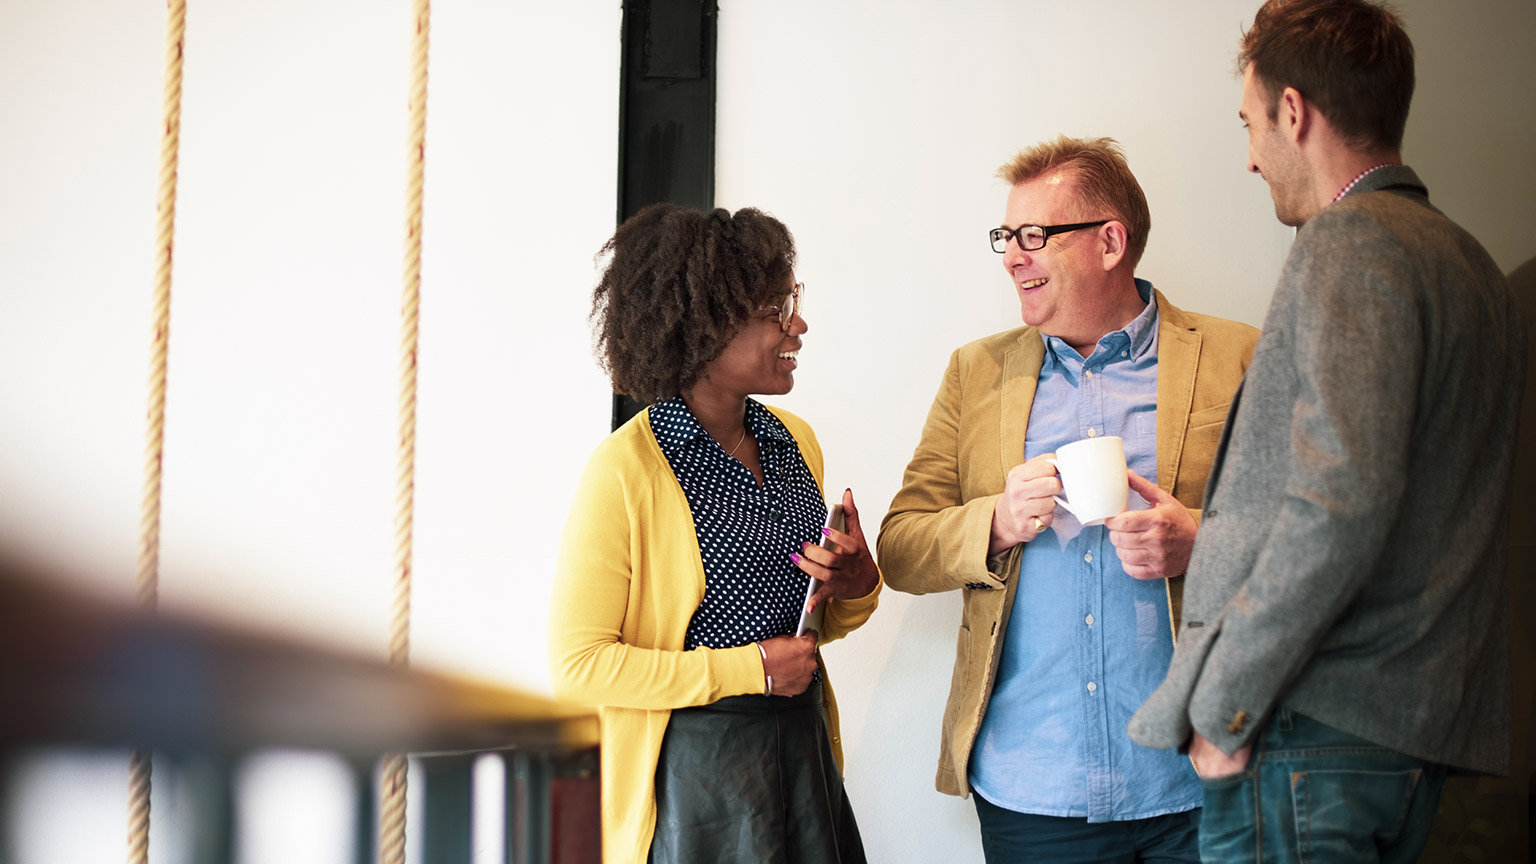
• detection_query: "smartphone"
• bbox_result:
[795,503,844,637]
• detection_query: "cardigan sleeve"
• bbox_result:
[820,576,882,643]
[548,437,767,710]
[768,405,883,644]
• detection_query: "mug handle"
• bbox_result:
[1044,457,1078,519]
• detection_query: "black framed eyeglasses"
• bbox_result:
[756,282,804,332]
[989,220,1109,253]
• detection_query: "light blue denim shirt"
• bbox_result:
[969,279,1201,822]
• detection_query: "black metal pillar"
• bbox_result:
[0,754,14,864]
[349,756,378,864]
[505,750,551,864]
[420,754,475,864]
[612,0,719,430]
[178,754,237,864]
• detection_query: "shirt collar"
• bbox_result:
[1332,164,1427,203]
[1332,163,1399,204]
[650,396,790,457]
[1122,279,1159,360]
[1039,278,1159,365]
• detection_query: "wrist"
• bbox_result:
[987,503,1008,546]
[987,527,1019,557]
[757,642,773,696]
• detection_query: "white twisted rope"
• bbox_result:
[128,1,186,862]
[379,0,430,861]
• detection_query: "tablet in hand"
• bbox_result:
[796,503,844,637]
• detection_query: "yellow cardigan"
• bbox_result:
[549,404,881,864]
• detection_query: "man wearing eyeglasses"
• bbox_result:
[879,135,1259,862]
[1129,2,1525,861]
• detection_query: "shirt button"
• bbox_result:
[1086,682,1098,693]
[1085,614,1095,626]
[1121,350,1129,357]
[1087,428,1098,438]
[1084,553,1093,563]
[1085,370,1095,379]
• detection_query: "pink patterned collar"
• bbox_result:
[1332,163,1398,203]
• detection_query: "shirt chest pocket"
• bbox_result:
[1134,409,1157,439]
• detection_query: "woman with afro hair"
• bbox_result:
[550,203,881,863]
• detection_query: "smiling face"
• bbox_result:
[1240,66,1314,227]
[689,280,807,403]
[1000,173,1118,353]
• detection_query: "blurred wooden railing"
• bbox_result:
[0,555,599,863]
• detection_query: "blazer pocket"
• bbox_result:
[1177,403,1235,499]
[948,623,974,699]
[1187,402,1234,432]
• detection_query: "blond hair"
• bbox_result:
[997,136,1151,269]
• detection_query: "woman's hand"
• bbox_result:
[759,632,818,697]
[793,488,880,616]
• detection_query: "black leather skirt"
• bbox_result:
[649,681,866,864]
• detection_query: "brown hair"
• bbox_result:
[997,136,1151,269]
[590,203,796,404]
[1239,0,1415,152]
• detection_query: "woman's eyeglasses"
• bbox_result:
[756,282,805,332]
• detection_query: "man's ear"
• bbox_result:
[1279,86,1311,144]
[1099,221,1128,272]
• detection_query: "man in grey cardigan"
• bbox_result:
[1128,0,1527,861]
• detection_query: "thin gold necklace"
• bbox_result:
[725,427,747,457]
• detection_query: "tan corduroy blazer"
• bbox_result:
[878,290,1257,797]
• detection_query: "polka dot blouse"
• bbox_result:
[650,397,827,656]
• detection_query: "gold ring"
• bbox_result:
[1032,516,1047,534]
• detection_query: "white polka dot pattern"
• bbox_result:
[650,398,827,655]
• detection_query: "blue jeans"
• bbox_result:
[1198,707,1446,863]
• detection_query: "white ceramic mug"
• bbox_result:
[1046,436,1128,527]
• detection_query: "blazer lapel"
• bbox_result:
[1154,291,1200,494]
[1000,329,1045,472]
[1151,292,1201,644]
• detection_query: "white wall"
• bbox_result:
[713,0,1536,859]
[1,1,618,861]
[1,1,1531,862]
